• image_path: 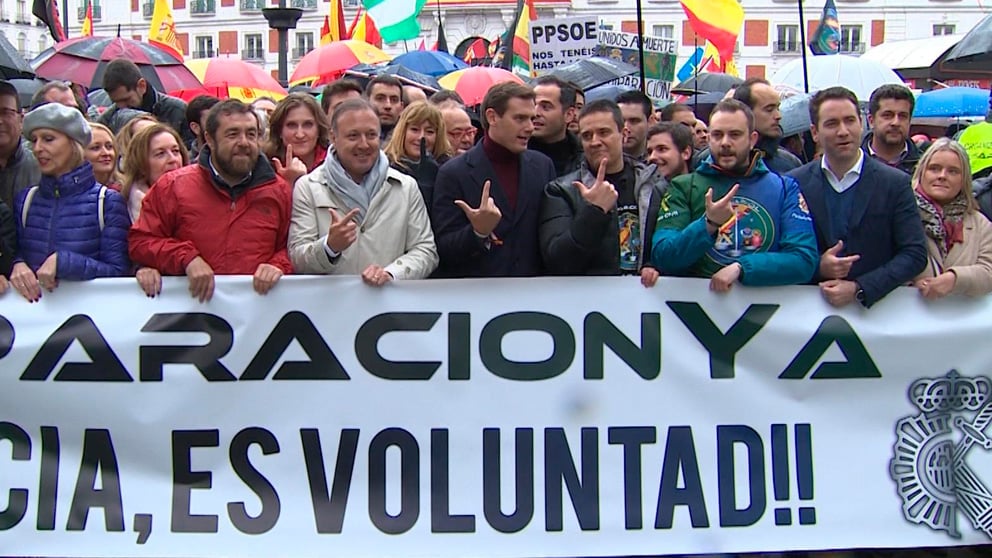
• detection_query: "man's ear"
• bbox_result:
[136,78,147,96]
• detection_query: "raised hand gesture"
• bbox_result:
[326,208,360,254]
[705,183,739,229]
[573,159,617,213]
[411,137,440,186]
[454,179,502,237]
[273,144,308,185]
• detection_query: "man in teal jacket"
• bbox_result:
[651,99,818,290]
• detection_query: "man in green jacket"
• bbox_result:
[651,99,818,291]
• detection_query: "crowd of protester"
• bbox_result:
[0,56,986,557]
[1,56,988,317]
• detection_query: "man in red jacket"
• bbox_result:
[129,99,294,302]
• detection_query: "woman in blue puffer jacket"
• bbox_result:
[8,103,130,302]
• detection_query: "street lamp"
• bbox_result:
[263,1,304,87]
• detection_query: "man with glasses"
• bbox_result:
[0,81,40,209]
[441,105,477,156]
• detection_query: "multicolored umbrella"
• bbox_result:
[390,51,467,78]
[31,36,201,91]
[437,67,523,106]
[170,58,287,102]
[290,40,391,86]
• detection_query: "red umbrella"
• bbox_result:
[31,36,200,91]
[437,67,524,106]
[289,40,391,85]
[169,58,286,102]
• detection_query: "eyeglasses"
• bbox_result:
[0,108,19,120]
[449,128,476,139]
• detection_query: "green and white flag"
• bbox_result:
[363,0,428,43]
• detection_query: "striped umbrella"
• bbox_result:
[170,58,287,102]
[437,67,523,106]
[32,36,200,91]
[289,40,391,86]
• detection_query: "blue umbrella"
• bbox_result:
[914,87,990,118]
[390,51,468,78]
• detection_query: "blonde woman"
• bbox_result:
[383,100,452,211]
[912,137,992,299]
[85,122,120,190]
[120,124,189,222]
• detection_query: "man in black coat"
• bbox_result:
[432,82,556,277]
[528,75,583,177]
[787,87,926,308]
[99,58,193,146]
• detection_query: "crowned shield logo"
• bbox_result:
[889,370,992,539]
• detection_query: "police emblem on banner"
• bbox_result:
[889,370,992,540]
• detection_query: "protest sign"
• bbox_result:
[596,29,678,101]
[529,17,600,74]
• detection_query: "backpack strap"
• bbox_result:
[98,185,107,231]
[20,186,38,227]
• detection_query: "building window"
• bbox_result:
[294,32,314,60]
[343,0,359,6]
[651,24,674,39]
[194,36,214,59]
[840,25,863,54]
[243,34,263,60]
[16,0,26,23]
[17,32,25,53]
[933,24,955,35]
[775,24,800,53]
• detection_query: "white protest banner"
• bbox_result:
[596,30,678,101]
[1,276,991,557]
[529,16,600,74]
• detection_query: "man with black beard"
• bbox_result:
[129,99,294,301]
[732,77,802,175]
[651,99,817,291]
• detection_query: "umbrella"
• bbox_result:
[584,83,634,102]
[390,51,467,78]
[344,63,440,92]
[939,14,992,72]
[960,121,992,175]
[169,58,286,102]
[780,93,812,136]
[673,72,744,95]
[546,57,639,92]
[289,40,391,86]
[31,36,200,91]
[686,91,726,122]
[0,33,34,80]
[8,78,46,108]
[914,87,990,118]
[437,67,523,106]
[770,55,904,101]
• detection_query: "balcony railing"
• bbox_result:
[773,41,802,54]
[77,4,102,21]
[190,0,216,15]
[290,0,318,9]
[240,0,266,11]
[192,49,215,59]
[241,48,265,60]
[840,42,866,54]
[142,1,153,18]
[292,47,314,60]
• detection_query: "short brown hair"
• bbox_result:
[320,79,364,115]
[480,82,534,131]
[121,123,189,202]
[809,86,859,126]
[709,99,755,133]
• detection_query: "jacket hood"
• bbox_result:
[698,150,769,179]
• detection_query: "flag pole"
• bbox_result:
[635,0,646,94]
[798,0,810,93]
[63,0,70,37]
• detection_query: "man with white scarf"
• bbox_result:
[288,98,438,285]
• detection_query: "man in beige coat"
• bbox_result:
[289,98,438,285]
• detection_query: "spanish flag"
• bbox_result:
[679,0,744,61]
[80,0,93,36]
[321,0,348,45]
[148,0,184,61]
[349,8,382,48]
[503,0,535,78]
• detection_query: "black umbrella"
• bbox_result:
[673,72,744,95]
[0,33,34,80]
[9,78,46,108]
[344,63,440,92]
[686,91,727,122]
[545,57,639,91]
[939,14,992,72]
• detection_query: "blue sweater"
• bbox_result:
[14,162,131,280]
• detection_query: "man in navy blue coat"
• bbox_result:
[432,82,556,277]
[787,87,926,308]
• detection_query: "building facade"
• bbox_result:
[65,0,989,84]
[0,0,58,63]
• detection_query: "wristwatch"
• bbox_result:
[855,284,866,306]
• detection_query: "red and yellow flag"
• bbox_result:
[507,0,535,77]
[321,0,348,45]
[349,8,382,49]
[80,0,93,36]
[679,0,744,62]
[148,0,184,61]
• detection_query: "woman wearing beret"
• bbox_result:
[8,103,131,302]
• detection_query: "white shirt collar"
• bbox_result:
[820,149,865,194]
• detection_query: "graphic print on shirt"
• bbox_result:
[618,203,640,273]
[706,195,776,267]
